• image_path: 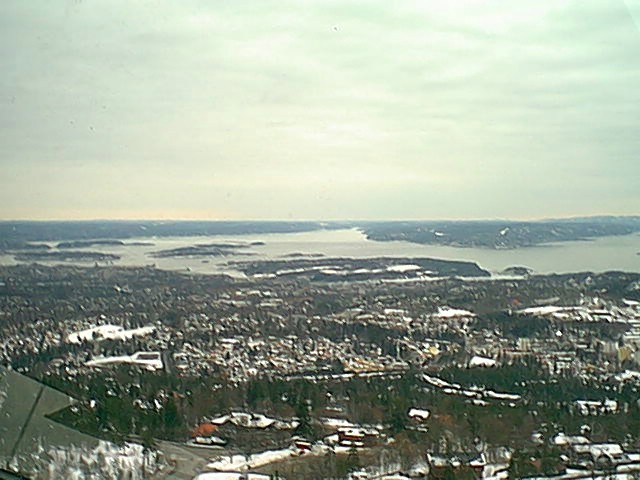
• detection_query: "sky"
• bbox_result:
[1,0,639,221]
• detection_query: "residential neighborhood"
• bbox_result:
[2,261,640,478]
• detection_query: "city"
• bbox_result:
[1,251,640,479]
[2,0,640,478]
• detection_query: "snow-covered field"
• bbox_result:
[66,324,155,344]
[85,351,163,370]
[193,473,270,480]
[205,444,329,473]
[40,441,161,480]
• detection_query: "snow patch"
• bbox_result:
[67,324,155,344]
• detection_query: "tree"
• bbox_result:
[294,399,317,440]
[163,397,182,436]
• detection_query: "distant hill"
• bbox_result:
[0,220,335,249]
[1,216,638,251]
[360,216,640,249]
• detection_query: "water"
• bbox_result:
[2,228,639,276]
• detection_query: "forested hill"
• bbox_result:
[361,216,640,249]
[1,216,639,251]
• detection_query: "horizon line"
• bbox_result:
[1,214,639,223]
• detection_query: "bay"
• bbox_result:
[3,228,639,276]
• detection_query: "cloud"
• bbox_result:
[0,0,639,219]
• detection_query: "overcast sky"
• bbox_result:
[1,0,639,220]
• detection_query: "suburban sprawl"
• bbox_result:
[1,220,640,479]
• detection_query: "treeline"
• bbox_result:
[42,361,640,453]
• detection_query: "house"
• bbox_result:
[407,407,430,422]
[427,453,486,479]
[572,443,625,465]
[292,438,312,452]
[337,427,380,448]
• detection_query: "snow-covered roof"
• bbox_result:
[519,306,568,316]
[408,408,430,420]
[208,412,298,430]
[573,443,624,459]
[552,433,590,446]
[468,356,497,368]
[433,306,475,319]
